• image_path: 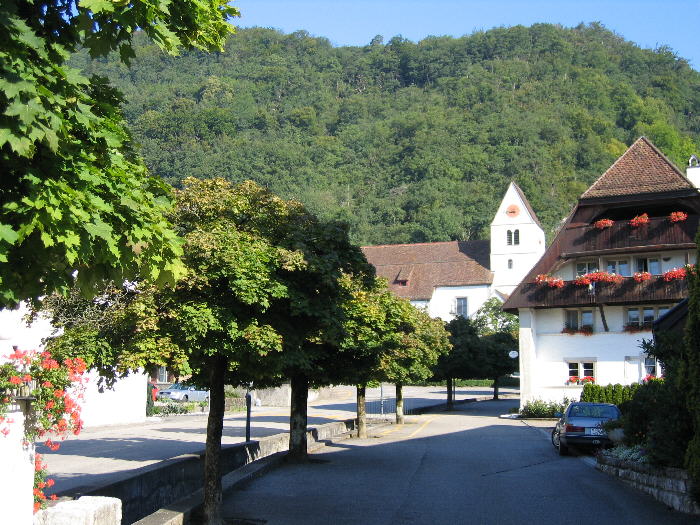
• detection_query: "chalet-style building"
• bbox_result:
[503,137,699,406]
[362,182,545,320]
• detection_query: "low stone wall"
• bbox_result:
[597,455,700,515]
[34,496,121,525]
[58,419,357,524]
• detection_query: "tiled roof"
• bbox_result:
[580,137,694,199]
[361,241,493,300]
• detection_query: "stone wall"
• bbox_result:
[597,455,700,515]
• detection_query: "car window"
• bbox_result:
[569,405,618,418]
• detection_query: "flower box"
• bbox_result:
[593,218,614,229]
[669,211,688,223]
[663,267,687,282]
[561,326,593,336]
[623,323,652,333]
[535,274,564,288]
[629,213,649,227]
[584,271,624,284]
[633,271,652,283]
[580,376,595,384]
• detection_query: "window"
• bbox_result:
[564,309,593,331]
[576,261,598,277]
[644,357,657,377]
[507,259,513,269]
[567,361,595,379]
[606,259,631,276]
[157,366,168,383]
[455,297,468,318]
[625,306,671,329]
[513,229,520,245]
[636,257,661,275]
[507,230,513,245]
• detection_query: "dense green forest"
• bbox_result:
[70,23,700,244]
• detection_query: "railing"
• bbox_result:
[562,216,699,255]
[521,277,688,308]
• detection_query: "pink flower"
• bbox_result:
[9,376,22,385]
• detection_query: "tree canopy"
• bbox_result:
[0,0,237,306]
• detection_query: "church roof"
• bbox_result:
[510,181,543,228]
[580,137,694,200]
[361,240,493,300]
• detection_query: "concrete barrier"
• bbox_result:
[34,496,121,525]
[58,419,359,524]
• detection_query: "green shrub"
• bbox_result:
[580,383,638,405]
[519,397,574,418]
[153,401,194,416]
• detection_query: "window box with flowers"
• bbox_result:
[580,376,595,384]
[633,271,652,283]
[663,267,687,282]
[0,348,87,513]
[593,218,614,230]
[669,211,688,223]
[566,376,580,385]
[629,213,649,227]
[561,325,594,336]
[623,322,653,333]
[579,271,624,285]
[535,274,565,288]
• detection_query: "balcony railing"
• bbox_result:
[562,216,699,255]
[521,277,688,308]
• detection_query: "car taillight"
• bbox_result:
[565,424,585,433]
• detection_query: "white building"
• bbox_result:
[503,137,699,407]
[362,182,545,320]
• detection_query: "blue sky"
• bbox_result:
[234,0,700,69]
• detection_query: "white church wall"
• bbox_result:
[428,284,491,321]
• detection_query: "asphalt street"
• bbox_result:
[43,385,513,494]
[220,399,699,525]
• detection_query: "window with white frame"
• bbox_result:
[606,258,631,276]
[507,230,513,245]
[507,259,513,269]
[575,260,598,277]
[567,361,595,379]
[564,309,593,331]
[625,305,671,328]
[513,229,520,245]
[157,366,169,383]
[644,356,660,377]
[635,257,661,275]
[455,297,468,318]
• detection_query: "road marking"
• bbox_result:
[406,415,441,439]
[376,425,403,437]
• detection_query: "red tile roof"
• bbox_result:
[361,241,493,300]
[580,137,694,199]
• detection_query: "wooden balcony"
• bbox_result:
[520,277,688,309]
[561,216,698,256]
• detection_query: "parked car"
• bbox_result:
[157,383,209,402]
[551,402,621,456]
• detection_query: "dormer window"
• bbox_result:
[397,280,408,287]
[507,230,513,245]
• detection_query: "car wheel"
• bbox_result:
[183,395,188,401]
[552,428,569,456]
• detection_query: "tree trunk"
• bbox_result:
[289,375,309,461]
[356,384,367,438]
[395,383,404,424]
[203,356,226,525]
[493,376,500,400]
[446,377,454,410]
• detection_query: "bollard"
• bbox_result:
[245,392,252,442]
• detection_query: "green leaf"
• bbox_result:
[0,224,19,245]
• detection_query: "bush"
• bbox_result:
[580,382,639,405]
[153,401,196,416]
[519,397,574,418]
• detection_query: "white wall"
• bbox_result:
[519,306,658,407]
[427,284,491,321]
[556,250,695,280]
[0,407,34,525]
[0,306,147,429]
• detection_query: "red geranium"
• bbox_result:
[669,211,688,223]
[629,213,649,227]
[633,272,652,282]
[663,268,687,281]
[593,218,614,229]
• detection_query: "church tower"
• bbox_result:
[490,182,545,296]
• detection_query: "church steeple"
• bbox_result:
[489,182,545,295]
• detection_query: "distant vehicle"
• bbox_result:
[157,383,209,402]
[551,402,621,456]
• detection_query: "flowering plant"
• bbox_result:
[535,274,564,288]
[593,218,614,229]
[561,326,593,336]
[567,376,580,385]
[573,275,592,286]
[629,213,649,227]
[580,376,595,384]
[633,272,652,283]
[582,271,624,284]
[663,267,686,282]
[0,348,87,511]
[669,211,688,223]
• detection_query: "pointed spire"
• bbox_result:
[580,137,694,199]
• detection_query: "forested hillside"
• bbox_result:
[70,23,700,244]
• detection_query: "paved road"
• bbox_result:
[44,385,513,494]
[220,400,698,525]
